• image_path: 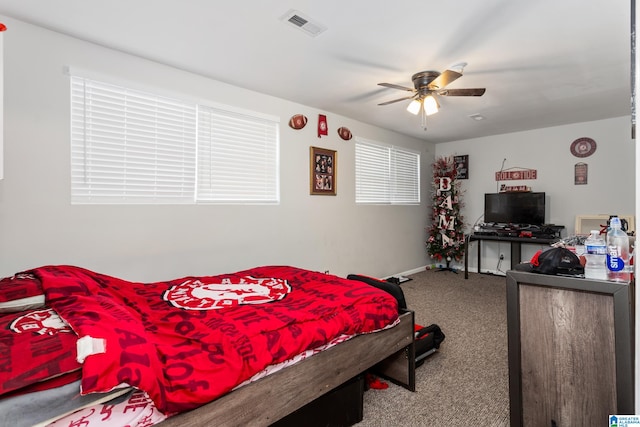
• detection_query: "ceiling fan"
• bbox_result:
[378,66,486,129]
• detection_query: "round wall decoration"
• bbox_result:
[570,137,597,158]
[288,114,308,130]
[337,126,352,141]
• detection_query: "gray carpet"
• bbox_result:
[357,270,510,427]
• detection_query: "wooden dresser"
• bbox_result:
[506,271,634,427]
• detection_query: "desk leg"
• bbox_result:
[510,242,521,270]
[464,236,469,279]
[477,240,482,275]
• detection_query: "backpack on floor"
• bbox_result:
[414,323,445,367]
[346,274,445,366]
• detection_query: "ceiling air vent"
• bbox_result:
[281,10,327,37]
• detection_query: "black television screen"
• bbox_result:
[484,192,546,225]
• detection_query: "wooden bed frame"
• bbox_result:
[159,309,416,426]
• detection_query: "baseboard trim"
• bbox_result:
[385,265,428,280]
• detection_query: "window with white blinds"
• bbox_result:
[355,138,420,204]
[197,106,279,203]
[70,75,279,204]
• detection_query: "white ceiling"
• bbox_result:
[0,0,632,143]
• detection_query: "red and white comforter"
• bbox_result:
[0,265,398,417]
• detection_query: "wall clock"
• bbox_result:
[570,137,597,158]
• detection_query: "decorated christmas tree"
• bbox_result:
[427,156,466,270]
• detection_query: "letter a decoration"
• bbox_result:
[426,156,465,272]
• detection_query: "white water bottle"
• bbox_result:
[606,217,631,283]
[584,230,607,280]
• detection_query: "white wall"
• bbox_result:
[440,116,638,410]
[436,116,635,273]
[0,16,434,281]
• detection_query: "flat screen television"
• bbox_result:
[484,192,546,226]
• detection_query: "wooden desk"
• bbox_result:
[464,234,558,279]
[506,271,634,426]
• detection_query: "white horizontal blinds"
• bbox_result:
[71,76,197,203]
[355,141,391,203]
[355,139,420,204]
[391,148,420,204]
[197,105,279,203]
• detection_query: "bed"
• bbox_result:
[0,265,415,426]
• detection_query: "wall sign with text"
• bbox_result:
[454,155,469,179]
[495,168,537,181]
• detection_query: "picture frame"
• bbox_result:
[454,154,469,179]
[574,162,588,185]
[310,146,337,195]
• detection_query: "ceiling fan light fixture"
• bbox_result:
[406,99,421,115]
[378,66,485,130]
[423,95,439,116]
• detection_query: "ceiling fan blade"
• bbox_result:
[378,95,416,106]
[378,82,415,92]
[438,88,486,96]
[427,69,462,90]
